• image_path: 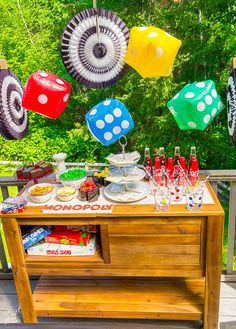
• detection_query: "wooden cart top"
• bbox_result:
[1,180,224,219]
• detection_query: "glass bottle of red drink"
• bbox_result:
[179,156,187,186]
[154,156,163,186]
[159,147,166,168]
[174,146,181,179]
[189,156,199,186]
[143,147,153,181]
[166,157,175,186]
[188,146,197,174]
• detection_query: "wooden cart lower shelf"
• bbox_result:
[33,276,204,320]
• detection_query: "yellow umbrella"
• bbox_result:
[124,26,182,78]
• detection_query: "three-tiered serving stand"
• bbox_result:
[104,137,150,203]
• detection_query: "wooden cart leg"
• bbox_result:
[204,215,224,329]
[2,217,37,323]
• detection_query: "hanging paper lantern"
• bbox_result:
[227,67,236,143]
[0,67,28,140]
[86,98,134,146]
[61,8,130,89]
[22,71,71,120]
[167,80,225,130]
[124,26,182,78]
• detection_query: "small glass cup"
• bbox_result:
[153,188,170,212]
[185,188,204,211]
[150,179,165,195]
[170,185,184,202]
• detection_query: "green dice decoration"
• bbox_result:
[167,80,225,130]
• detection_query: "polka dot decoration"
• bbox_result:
[22,71,71,120]
[148,32,158,38]
[167,80,225,130]
[124,26,182,78]
[38,94,48,105]
[85,98,134,146]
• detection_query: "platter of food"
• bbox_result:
[104,181,150,203]
[106,151,141,167]
[106,166,145,184]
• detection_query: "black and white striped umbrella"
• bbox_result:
[61,8,130,89]
[0,69,28,140]
[227,67,236,143]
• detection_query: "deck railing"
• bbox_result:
[0,165,235,277]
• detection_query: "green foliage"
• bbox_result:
[0,0,236,168]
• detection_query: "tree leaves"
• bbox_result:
[0,0,236,168]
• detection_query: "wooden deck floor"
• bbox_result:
[0,279,235,328]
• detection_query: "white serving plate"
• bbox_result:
[106,151,141,167]
[106,167,146,184]
[104,181,150,203]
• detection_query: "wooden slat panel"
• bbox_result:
[35,307,203,320]
[33,277,204,320]
[17,217,206,226]
[100,225,111,264]
[110,244,200,255]
[204,215,224,329]
[1,186,9,200]
[36,276,205,284]
[27,267,204,277]
[110,254,200,265]
[227,181,236,274]
[1,217,37,322]
[109,235,200,245]
[108,224,201,235]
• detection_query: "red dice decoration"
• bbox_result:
[22,71,71,120]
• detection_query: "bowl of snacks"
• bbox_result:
[59,168,87,189]
[28,183,54,203]
[56,186,76,202]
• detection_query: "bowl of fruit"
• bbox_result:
[78,180,100,202]
[59,168,87,189]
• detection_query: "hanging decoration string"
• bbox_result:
[16,0,34,45]
[93,0,100,43]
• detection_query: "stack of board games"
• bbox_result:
[25,225,97,256]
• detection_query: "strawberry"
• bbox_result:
[84,180,91,187]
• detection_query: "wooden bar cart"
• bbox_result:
[1,181,224,329]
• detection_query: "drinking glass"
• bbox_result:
[153,188,170,212]
[170,185,184,202]
[185,188,204,211]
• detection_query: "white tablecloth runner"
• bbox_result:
[18,182,215,214]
